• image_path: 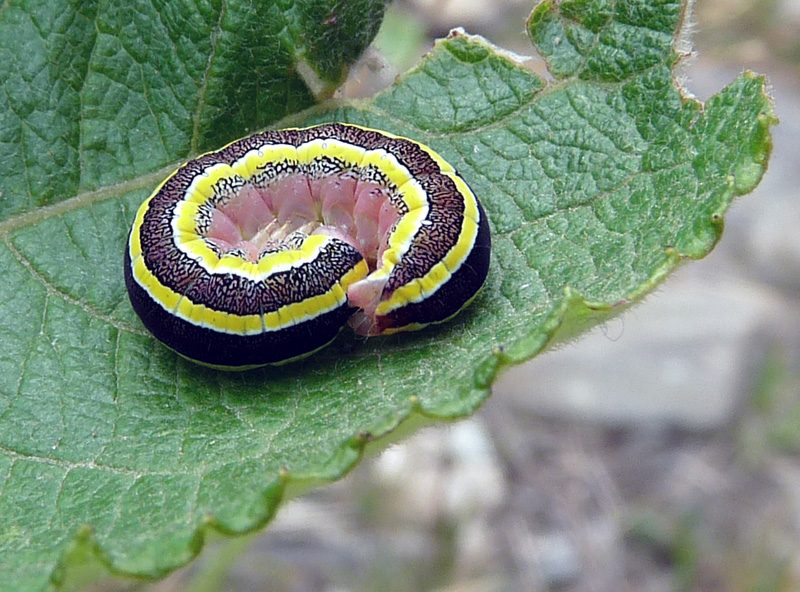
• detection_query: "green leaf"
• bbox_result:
[0,0,775,589]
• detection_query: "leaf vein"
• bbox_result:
[191,0,228,155]
[77,15,102,191]
[4,238,148,337]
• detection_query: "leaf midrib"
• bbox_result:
[0,165,173,237]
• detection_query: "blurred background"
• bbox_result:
[128,0,800,590]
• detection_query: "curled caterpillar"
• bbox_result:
[125,123,491,369]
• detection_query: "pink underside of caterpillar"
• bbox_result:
[203,174,401,335]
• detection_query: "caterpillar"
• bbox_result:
[124,123,491,369]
